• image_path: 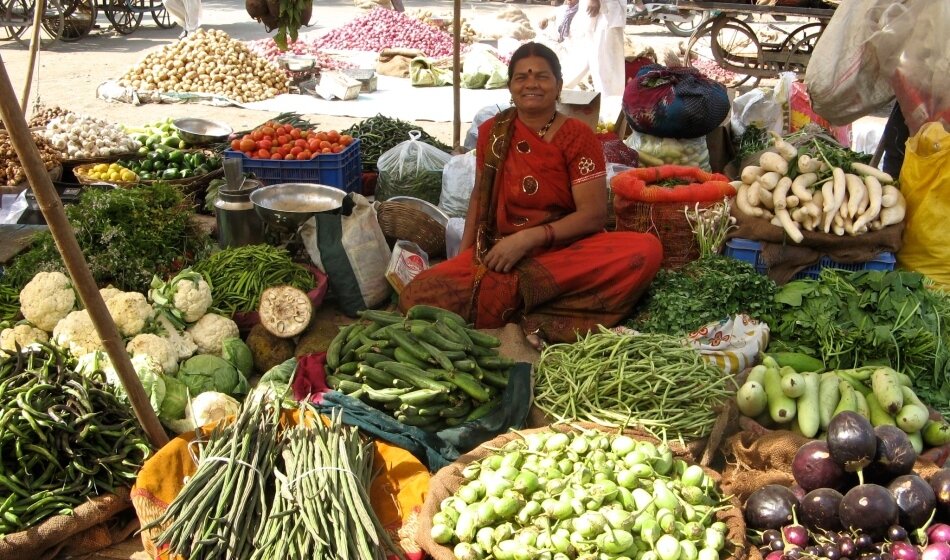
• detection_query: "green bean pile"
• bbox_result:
[341,114,451,172]
[0,281,18,322]
[252,409,403,560]
[0,344,152,536]
[534,329,733,441]
[151,395,280,559]
[193,244,315,315]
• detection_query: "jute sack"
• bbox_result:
[0,488,136,560]
[417,423,751,560]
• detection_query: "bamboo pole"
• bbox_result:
[21,0,46,115]
[452,0,461,149]
[0,53,169,449]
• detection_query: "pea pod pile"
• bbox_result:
[0,344,152,536]
[430,429,732,560]
[736,354,950,450]
[325,305,513,432]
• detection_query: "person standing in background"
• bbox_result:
[561,0,626,123]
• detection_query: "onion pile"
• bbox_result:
[118,29,289,103]
[689,59,742,86]
[244,38,354,75]
[0,133,61,186]
[315,8,456,58]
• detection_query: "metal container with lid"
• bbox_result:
[215,179,264,248]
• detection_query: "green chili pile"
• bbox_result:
[341,114,451,172]
[0,281,18,323]
[534,329,732,441]
[193,244,315,315]
[0,344,152,536]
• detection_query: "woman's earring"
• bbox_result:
[509,97,514,105]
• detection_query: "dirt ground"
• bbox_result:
[0,0,685,144]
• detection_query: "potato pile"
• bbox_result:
[118,29,289,103]
[0,133,61,186]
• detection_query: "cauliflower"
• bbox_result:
[149,269,213,326]
[99,285,123,303]
[187,313,239,356]
[155,314,198,361]
[75,350,117,383]
[106,292,154,337]
[0,324,49,355]
[52,310,104,356]
[20,271,76,332]
[75,351,165,414]
[127,333,178,374]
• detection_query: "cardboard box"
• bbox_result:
[315,71,362,101]
[557,90,601,131]
[343,69,378,93]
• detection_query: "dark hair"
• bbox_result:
[507,42,563,85]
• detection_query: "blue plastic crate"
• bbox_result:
[724,238,896,280]
[223,139,361,193]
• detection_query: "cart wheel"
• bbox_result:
[55,0,95,41]
[685,16,759,88]
[39,0,64,43]
[150,0,174,28]
[665,10,706,38]
[104,0,141,34]
[0,0,30,39]
[778,22,824,75]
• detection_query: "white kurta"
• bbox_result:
[561,0,626,123]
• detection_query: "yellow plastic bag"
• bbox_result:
[897,122,950,288]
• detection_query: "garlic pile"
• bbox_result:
[117,29,289,103]
[43,114,141,160]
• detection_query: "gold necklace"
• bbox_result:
[536,111,558,138]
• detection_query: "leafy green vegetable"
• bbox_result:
[160,375,189,421]
[0,281,18,323]
[177,354,246,396]
[2,183,212,292]
[630,254,777,335]
[766,269,950,416]
[222,337,254,378]
[735,124,771,163]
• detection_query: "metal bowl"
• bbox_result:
[250,183,346,231]
[172,118,233,145]
[277,54,316,72]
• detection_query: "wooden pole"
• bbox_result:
[21,0,46,115]
[0,53,169,449]
[452,0,461,149]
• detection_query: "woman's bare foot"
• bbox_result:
[525,332,546,351]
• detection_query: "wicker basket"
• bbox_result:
[73,163,138,187]
[2,164,64,197]
[614,197,718,270]
[61,151,138,167]
[376,197,448,259]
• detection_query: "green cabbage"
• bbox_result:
[160,376,189,421]
[221,337,254,378]
[177,354,244,396]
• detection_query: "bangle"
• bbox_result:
[542,223,556,248]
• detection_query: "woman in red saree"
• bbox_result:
[399,42,663,344]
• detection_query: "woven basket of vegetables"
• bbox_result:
[73,163,138,187]
[417,422,751,560]
[611,165,736,269]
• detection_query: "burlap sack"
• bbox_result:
[0,488,134,560]
[378,48,426,78]
[417,423,751,560]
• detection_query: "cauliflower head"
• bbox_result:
[187,313,239,356]
[155,314,198,361]
[99,286,123,303]
[20,271,76,332]
[127,333,178,374]
[173,277,212,323]
[106,292,154,338]
[0,324,49,355]
[52,310,104,356]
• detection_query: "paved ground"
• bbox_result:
[0,0,684,144]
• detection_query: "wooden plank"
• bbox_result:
[0,223,46,264]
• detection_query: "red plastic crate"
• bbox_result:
[223,139,361,193]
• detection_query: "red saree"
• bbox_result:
[399,113,663,343]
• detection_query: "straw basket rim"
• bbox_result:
[377,198,448,258]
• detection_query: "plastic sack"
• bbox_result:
[624,131,711,171]
[460,45,508,90]
[463,103,507,150]
[445,217,465,259]
[409,57,452,88]
[730,88,783,138]
[622,63,730,139]
[376,130,452,204]
[804,0,896,126]
[438,151,476,218]
[163,0,202,32]
[688,314,770,375]
[0,190,27,224]
[788,81,851,147]
[896,122,950,289]
[300,193,393,317]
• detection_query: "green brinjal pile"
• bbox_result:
[325,305,513,432]
[0,344,152,536]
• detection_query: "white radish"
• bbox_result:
[845,173,866,219]
[773,177,793,210]
[787,195,800,208]
[769,132,798,162]
[798,154,821,174]
[850,162,894,184]
[870,219,883,231]
[776,208,804,243]
[881,185,901,208]
[741,166,764,185]
[856,191,870,216]
[844,216,856,236]
[759,185,776,210]
[735,184,764,217]
[770,215,783,227]
[760,152,789,175]
[821,181,834,212]
[823,168,846,233]
[791,208,807,223]
[791,173,817,202]
[879,197,906,227]
[808,191,824,218]
[853,176,883,232]
[833,213,846,236]
[747,181,762,206]
[759,172,782,191]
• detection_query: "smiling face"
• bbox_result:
[508,55,562,116]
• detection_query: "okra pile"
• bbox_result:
[431,429,732,560]
[325,305,513,432]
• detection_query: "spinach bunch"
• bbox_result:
[631,254,777,335]
[766,269,950,416]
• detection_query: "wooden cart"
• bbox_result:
[677,1,836,87]
[0,0,171,44]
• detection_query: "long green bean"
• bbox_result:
[534,327,733,441]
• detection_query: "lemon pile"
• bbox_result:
[85,162,137,183]
[596,121,617,134]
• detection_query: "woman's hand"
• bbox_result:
[482,229,543,273]
[586,0,601,18]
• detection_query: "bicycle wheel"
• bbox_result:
[665,10,706,38]
[685,16,758,88]
[150,0,174,28]
[104,0,141,34]
[49,0,95,41]
[0,0,31,39]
